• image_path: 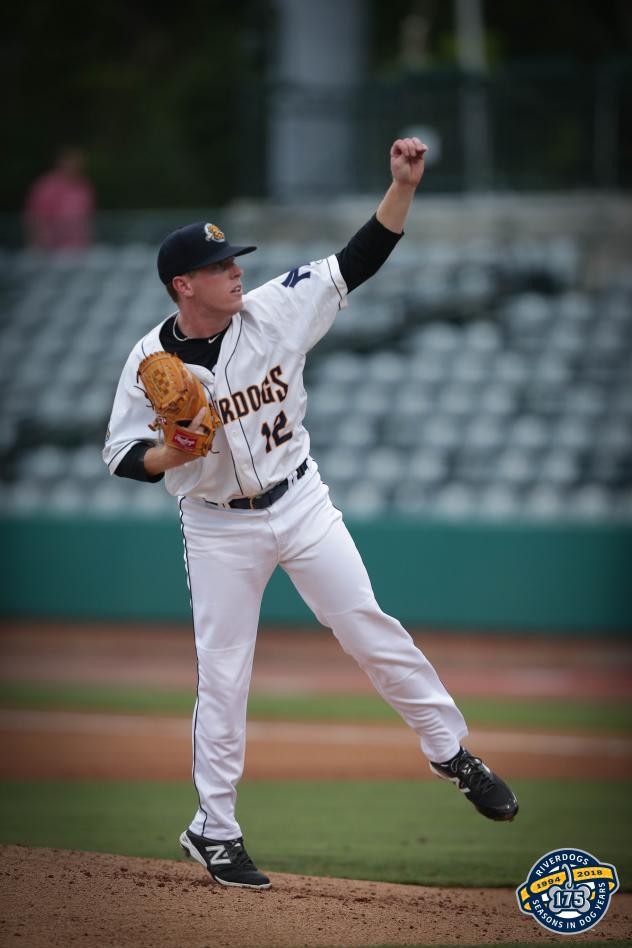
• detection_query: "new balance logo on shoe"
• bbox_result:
[203,843,232,866]
[430,747,518,822]
[281,267,311,289]
[180,830,271,889]
[445,774,471,794]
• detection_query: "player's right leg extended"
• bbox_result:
[178,498,277,885]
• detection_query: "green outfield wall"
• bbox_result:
[1,514,630,633]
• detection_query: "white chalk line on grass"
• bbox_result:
[0,709,630,758]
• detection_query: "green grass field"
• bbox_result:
[0,778,629,890]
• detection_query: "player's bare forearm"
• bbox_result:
[143,443,196,475]
[376,137,428,235]
[376,180,417,234]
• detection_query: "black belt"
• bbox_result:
[217,459,309,510]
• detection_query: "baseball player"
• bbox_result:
[104,138,518,890]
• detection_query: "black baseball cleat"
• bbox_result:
[429,747,519,822]
[179,829,271,889]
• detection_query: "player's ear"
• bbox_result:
[172,274,192,298]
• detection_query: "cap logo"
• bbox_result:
[204,223,225,242]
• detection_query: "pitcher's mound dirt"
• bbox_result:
[1,845,629,947]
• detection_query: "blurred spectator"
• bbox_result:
[23,148,95,250]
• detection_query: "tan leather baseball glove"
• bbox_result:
[137,351,221,457]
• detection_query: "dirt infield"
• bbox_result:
[1,846,630,947]
[2,621,631,699]
[0,623,632,780]
[1,621,631,783]
[1,709,631,781]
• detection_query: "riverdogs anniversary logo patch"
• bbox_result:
[517,848,619,935]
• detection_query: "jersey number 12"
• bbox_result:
[261,411,293,453]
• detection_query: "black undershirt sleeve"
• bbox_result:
[335,213,403,293]
[114,442,164,483]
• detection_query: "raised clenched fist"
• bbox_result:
[390,137,428,189]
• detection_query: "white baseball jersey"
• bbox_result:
[103,255,347,502]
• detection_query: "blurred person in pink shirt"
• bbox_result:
[23,147,95,250]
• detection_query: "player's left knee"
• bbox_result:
[329,602,410,660]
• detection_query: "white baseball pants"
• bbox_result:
[179,461,467,840]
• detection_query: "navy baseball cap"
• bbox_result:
[157,221,256,284]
